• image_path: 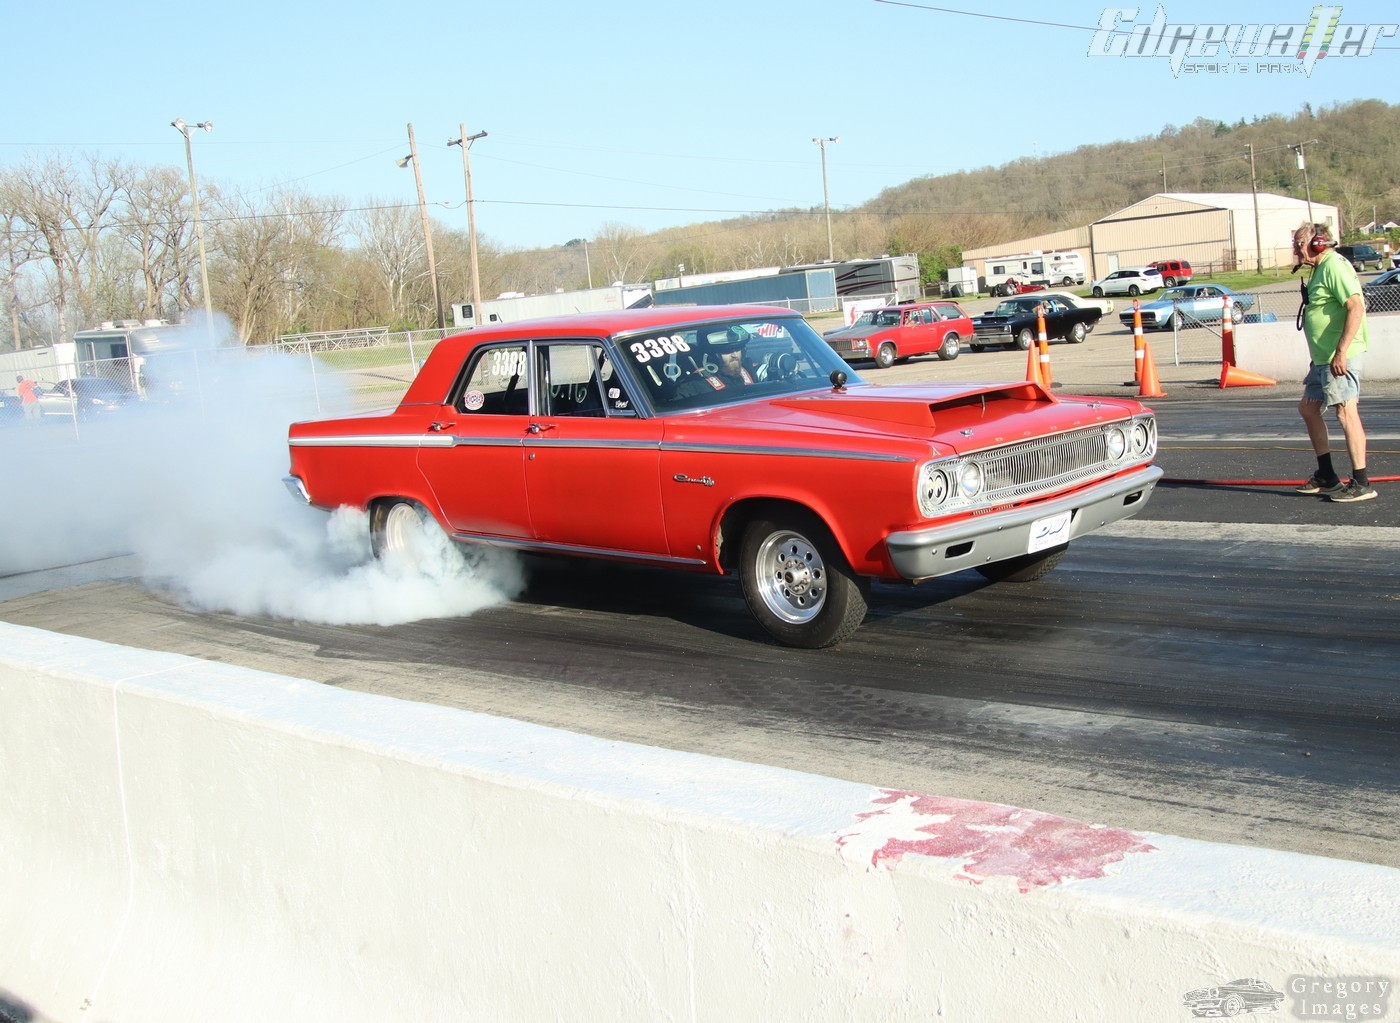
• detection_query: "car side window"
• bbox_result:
[457,343,530,415]
[537,343,635,417]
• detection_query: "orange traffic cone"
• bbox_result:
[1036,306,1053,388]
[1125,300,1144,386]
[1138,339,1166,398]
[1219,363,1277,388]
[1025,335,1044,386]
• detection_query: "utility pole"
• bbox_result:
[171,118,214,326]
[812,136,839,261]
[1291,141,1317,225]
[399,123,444,332]
[448,124,487,327]
[1246,143,1263,273]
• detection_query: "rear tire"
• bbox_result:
[370,499,438,568]
[938,332,961,361]
[975,546,1066,583]
[739,513,868,648]
[1128,285,1141,296]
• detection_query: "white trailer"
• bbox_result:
[980,251,1087,296]
[452,285,652,327]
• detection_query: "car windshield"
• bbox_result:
[621,316,862,414]
[853,309,900,327]
[1161,288,1192,301]
[992,300,1036,315]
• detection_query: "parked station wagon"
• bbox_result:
[823,301,972,367]
[284,306,1162,647]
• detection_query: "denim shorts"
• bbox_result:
[1303,355,1363,406]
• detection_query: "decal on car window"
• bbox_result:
[463,390,485,411]
[628,334,692,364]
[487,348,529,381]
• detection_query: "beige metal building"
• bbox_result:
[964,192,1338,285]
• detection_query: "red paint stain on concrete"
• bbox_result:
[837,789,1156,892]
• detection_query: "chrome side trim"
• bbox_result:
[447,532,708,567]
[289,434,456,448]
[662,442,913,464]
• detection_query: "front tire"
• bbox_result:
[1092,287,1105,298]
[739,513,868,648]
[938,331,961,360]
[975,546,1066,583]
[1067,321,1087,344]
[874,342,897,369]
[1015,327,1035,351]
[1162,276,1176,287]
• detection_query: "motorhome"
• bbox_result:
[980,251,1087,296]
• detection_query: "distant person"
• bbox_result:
[1290,223,1375,503]
[15,374,41,423]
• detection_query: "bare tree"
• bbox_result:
[116,165,194,319]
[352,199,427,320]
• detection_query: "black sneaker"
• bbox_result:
[1328,479,1377,503]
[1295,472,1343,495]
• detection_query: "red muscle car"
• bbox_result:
[285,306,1162,647]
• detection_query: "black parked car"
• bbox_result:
[1362,266,1400,314]
[969,296,1102,351]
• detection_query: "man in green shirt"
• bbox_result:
[1291,223,1376,503]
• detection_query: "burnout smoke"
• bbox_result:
[0,320,524,625]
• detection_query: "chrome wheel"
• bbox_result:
[755,529,827,625]
[740,514,868,648]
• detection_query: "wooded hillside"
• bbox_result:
[3,99,1395,348]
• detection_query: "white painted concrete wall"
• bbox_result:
[1236,313,1400,382]
[2,622,1398,1023]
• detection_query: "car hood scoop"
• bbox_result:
[770,381,1052,429]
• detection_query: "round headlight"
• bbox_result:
[958,461,984,498]
[919,466,950,515]
[1106,426,1127,460]
[1133,419,1153,455]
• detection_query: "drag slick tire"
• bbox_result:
[739,512,868,648]
[975,545,1067,583]
[371,498,433,563]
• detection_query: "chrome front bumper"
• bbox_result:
[885,465,1163,581]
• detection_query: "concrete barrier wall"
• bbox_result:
[3,621,1398,1023]
[1238,313,1400,381]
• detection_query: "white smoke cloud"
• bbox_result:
[1,320,524,625]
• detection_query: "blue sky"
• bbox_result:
[5,1,1397,250]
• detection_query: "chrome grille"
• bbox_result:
[973,322,1011,339]
[980,427,1113,502]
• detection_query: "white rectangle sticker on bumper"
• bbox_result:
[1028,510,1071,553]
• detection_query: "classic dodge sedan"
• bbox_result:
[285,306,1161,648]
[970,296,1102,351]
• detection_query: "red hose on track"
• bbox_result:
[1160,475,1400,486]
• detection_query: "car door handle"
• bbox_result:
[429,421,456,432]
[527,422,556,434]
